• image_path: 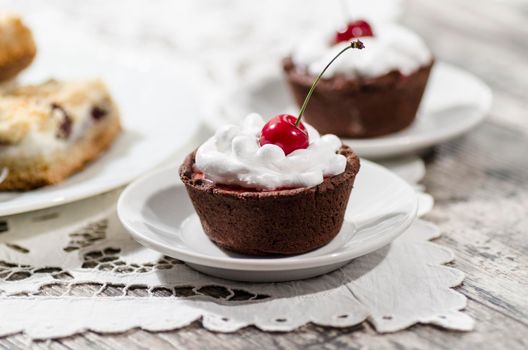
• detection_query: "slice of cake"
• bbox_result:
[0,79,121,190]
[0,13,36,82]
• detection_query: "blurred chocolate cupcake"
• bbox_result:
[283,20,433,138]
[180,114,360,256]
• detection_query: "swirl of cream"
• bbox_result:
[292,22,432,78]
[195,114,347,190]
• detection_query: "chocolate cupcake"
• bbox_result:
[180,114,360,256]
[284,21,433,138]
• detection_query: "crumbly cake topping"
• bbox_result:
[0,80,114,145]
[0,13,36,67]
[0,98,43,144]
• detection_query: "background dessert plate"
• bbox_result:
[204,62,492,159]
[118,159,418,282]
[0,41,205,216]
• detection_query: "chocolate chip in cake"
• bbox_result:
[51,103,73,139]
[58,116,73,139]
[91,106,108,121]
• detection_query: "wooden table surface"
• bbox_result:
[1,0,527,348]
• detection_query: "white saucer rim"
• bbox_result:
[343,63,492,156]
[118,160,418,272]
[202,62,492,159]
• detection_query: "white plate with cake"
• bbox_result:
[207,62,491,159]
[204,20,492,159]
[0,19,205,216]
[119,42,419,282]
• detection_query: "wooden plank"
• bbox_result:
[420,123,528,326]
[57,333,114,350]
[67,332,148,350]
[404,0,528,128]
[0,335,70,350]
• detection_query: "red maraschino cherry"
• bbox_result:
[335,20,374,44]
[259,40,364,155]
[259,114,309,155]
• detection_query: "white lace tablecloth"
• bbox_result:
[0,157,473,339]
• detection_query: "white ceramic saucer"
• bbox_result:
[204,62,492,159]
[118,160,418,282]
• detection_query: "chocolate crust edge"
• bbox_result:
[180,145,360,255]
[283,58,434,138]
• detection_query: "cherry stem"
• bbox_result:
[295,40,364,127]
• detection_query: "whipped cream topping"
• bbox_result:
[195,114,347,190]
[292,22,432,78]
